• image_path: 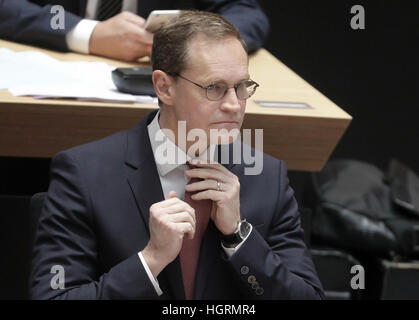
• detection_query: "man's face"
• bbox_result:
[170,35,249,154]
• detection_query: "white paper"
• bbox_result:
[0,47,158,104]
[0,48,76,88]
[8,83,159,103]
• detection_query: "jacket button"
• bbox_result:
[240,266,249,275]
[247,275,256,283]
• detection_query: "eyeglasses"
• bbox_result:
[174,73,259,101]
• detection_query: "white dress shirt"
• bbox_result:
[65,0,137,54]
[137,111,251,295]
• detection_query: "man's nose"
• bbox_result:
[220,88,241,112]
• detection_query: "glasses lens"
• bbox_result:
[236,80,258,100]
[207,83,227,101]
[205,80,259,101]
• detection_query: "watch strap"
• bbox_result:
[221,219,251,246]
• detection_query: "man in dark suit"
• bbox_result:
[0,0,269,61]
[30,10,323,299]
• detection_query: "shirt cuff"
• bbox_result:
[138,251,163,296]
[221,224,253,258]
[65,19,99,54]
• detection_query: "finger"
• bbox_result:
[146,44,152,57]
[189,159,230,174]
[177,222,195,239]
[210,201,216,220]
[136,28,154,44]
[125,23,154,45]
[185,179,221,192]
[169,211,196,230]
[167,190,177,199]
[164,202,196,224]
[186,230,195,240]
[185,168,225,183]
[119,11,147,26]
[190,189,223,202]
[159,197,181,208]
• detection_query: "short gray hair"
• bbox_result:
[151,10,248,75]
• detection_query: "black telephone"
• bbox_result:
[111,67,156,96]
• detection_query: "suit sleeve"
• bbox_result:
[228,160,325,299]
[194,0,270,52]
[0,0,81,51]
[29,151,159,299]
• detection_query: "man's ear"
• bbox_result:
[152,70,175,105]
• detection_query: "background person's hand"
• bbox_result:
[89,11,153,62]
[142,191,196,278]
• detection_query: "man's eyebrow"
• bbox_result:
[204,75,251,85]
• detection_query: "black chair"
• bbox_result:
[310,246,363,300]
[378,259,419,299]
[0,195,32,299]
[298,207,363,300]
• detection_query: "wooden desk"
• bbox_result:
[0,39,351,171]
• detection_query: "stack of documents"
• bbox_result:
[0,48,157,104]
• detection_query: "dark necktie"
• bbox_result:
[96,0,123,21]
[179,163,212,300]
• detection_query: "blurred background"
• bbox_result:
[258,0,418,199]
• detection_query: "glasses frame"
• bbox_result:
[173,73,259,101]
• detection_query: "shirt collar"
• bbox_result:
[147,110,217,177]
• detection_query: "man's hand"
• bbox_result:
[142,191,196,278]
[184,159,241,236]
[89,12,153,62]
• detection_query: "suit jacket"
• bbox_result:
[30,109,324,299]
[0,0,269,52]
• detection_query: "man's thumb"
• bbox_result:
[168,190,177,199]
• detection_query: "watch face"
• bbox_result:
[239,221,251,238]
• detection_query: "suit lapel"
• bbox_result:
[125,110,185,299]
[125,111,164,232]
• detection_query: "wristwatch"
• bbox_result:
[222,219,252,247]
